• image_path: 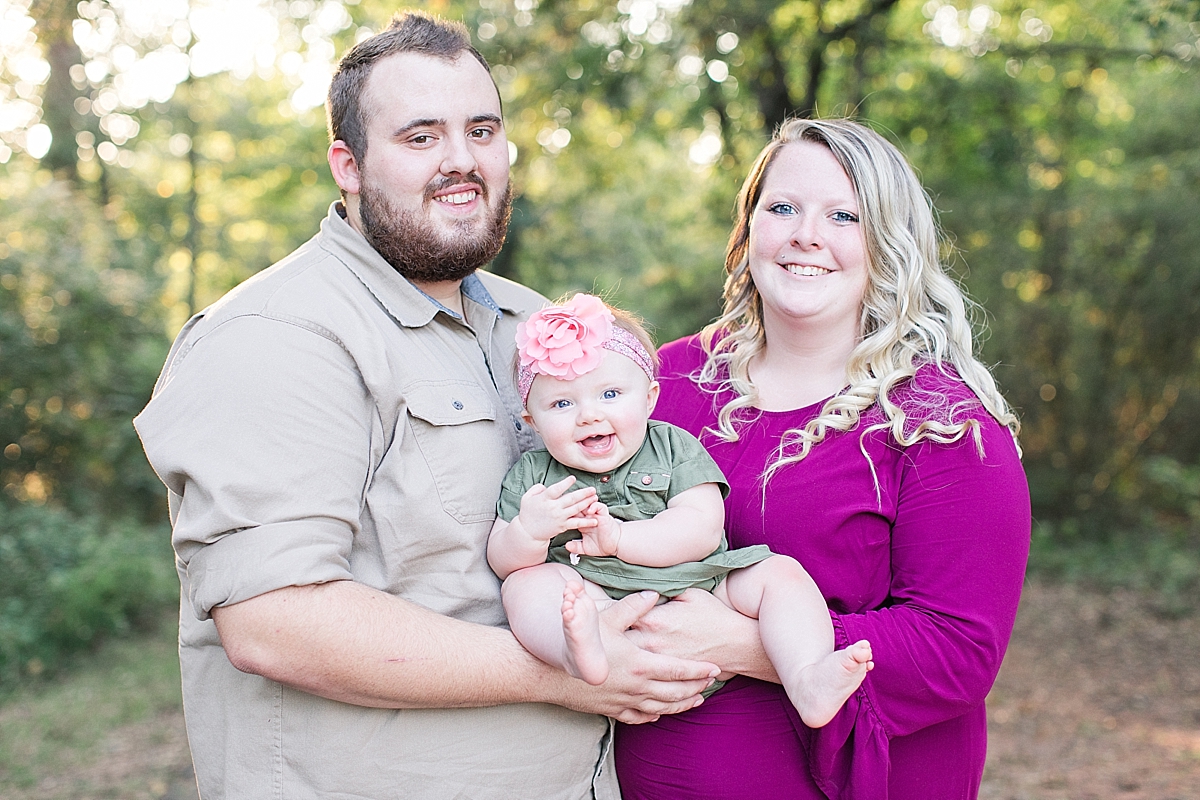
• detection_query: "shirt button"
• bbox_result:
[641,475,653,485]
[514,420,523,431]
[452,400,464,410]
[600,475,610,483]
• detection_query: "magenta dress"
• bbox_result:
[615,335,1030,800]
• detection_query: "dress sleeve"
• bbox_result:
[808,416,1031,799]
[134,315,375,621]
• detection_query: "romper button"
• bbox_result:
[600,475,610,483]
[452,400,464,410]
[641,475,653,485]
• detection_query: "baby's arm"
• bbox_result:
[566,482,725,568]
[488,476,598,579]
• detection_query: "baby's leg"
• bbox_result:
[720,556,873,728]
[501,562,613,685]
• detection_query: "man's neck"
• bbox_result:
[412,279,465,317]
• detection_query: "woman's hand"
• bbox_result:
[624,588,781,684]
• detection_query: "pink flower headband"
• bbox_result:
[516,293,655,406]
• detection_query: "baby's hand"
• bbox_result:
[565,501,622,558]
[516,476,598,542]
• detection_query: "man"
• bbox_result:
[134,12,716,800]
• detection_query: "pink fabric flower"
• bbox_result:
[517,294,615,381]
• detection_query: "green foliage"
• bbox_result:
[0,0,1195,659]
[0,170,169,519]
[1029,519,1200,617]
[0,502,177,690]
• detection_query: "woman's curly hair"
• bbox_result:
[695,118,1020,486]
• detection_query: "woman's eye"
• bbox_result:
[832,210,859,223]
[768,202,796,215]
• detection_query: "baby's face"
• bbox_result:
[523,349,660,475]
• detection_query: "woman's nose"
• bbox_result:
[790,214,821,249]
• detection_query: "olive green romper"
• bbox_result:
[496,420,773,599]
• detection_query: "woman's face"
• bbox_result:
[747,140,869,342]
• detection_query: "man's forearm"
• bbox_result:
[212,580,568,709]
[212,580,720,723]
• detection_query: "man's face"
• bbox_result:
[352,52,512,283]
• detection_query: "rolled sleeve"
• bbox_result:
[135,314,375,620]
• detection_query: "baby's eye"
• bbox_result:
[552,399,572,409]
[602,389,620,400]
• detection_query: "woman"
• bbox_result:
[615,118,1030,799]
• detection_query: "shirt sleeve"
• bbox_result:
[496,451,543,522]
[808,416,1031,799]
[653,422,730,500]
[134,315,376,621]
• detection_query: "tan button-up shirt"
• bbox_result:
[134,203,617,800]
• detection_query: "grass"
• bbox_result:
[0,615,187,799]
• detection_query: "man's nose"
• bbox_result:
[440,133,479,177]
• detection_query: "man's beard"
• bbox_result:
[358,171,512,284]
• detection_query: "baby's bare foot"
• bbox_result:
[561,582,609,685]
[786,639,873,729]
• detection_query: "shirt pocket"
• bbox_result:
[405,380,504,524]
[625,468,672,519]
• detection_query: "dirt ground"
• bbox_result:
[982,581,1200,799]
[25,580,1200,799]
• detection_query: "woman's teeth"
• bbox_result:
[785,264,831,276]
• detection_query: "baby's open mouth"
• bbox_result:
[580,434,612,451]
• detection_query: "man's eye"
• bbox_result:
[469,127,493,139]
[410,134,433,145]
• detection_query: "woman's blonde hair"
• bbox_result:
[696,118,1019,483]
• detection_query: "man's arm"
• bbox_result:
[213,580,720,723]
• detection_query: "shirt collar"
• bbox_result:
[319,202,506,327]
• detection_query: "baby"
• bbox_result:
[488,294,872,728]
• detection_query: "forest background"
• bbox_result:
[0,0,1198,690]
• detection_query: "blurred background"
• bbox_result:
[0,0,1198,793]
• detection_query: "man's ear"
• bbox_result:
[646,380,661,416]
[328,140,361,195]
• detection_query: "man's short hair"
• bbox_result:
[327,11,493,166]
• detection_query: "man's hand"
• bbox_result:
[555,590,721,724]
[564,501,622,558]
[516,476,598,542]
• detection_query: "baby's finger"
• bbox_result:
[562,485,597,502]
[544,475,578,498]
